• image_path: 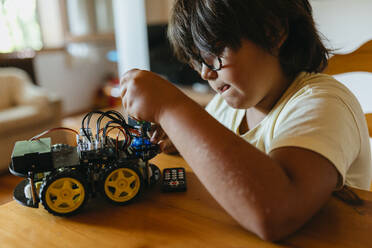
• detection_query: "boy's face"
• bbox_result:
[198,39,289,111]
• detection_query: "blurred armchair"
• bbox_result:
[0,67,63,172]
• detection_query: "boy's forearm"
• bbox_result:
[158,98,298,239]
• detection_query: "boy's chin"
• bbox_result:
[224,97,248,109]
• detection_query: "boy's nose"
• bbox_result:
[200,64,218,81]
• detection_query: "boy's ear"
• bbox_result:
[263,18,288,56]
[277,32,288,50]
[279,20,289,48]
[277,29,288,49]
[272,23,288,56]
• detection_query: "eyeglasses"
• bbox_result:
[190,52,223,72]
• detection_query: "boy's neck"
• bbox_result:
[255,72,293,114]
[239,72,294,135]
[238,108,267,135]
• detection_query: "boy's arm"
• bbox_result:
[120,69,338,241]
[159,95,338,241]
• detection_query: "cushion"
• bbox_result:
[0,76,12,110]
[0,67,30,110]
[0,67,49,109]
[0,105,51,135]
[15,84,50,108]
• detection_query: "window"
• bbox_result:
[0,0,42,53]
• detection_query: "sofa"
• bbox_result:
[0,67,64,172]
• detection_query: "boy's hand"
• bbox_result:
[120,69,185,123]
[150,124,179,154]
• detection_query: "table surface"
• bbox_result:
[1,154,372,248]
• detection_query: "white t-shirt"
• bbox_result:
[206,72,372,190]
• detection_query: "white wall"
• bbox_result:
[310,0,372,114]
[311,0,372,54]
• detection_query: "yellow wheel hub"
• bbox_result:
[45,177,85,214]
[104,168,140,202]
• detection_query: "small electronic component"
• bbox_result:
[161,167,187,192]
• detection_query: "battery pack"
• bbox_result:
[10,138,54,176]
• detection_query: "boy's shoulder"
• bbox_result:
[289,72,343,93]
[282,72,357,105]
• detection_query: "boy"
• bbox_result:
[120,0,372,241]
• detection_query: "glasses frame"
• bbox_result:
[191,53,223,72]
[201,56,222,72]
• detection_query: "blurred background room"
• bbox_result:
[0,0,213,202]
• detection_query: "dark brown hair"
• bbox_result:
[168,0,329,78]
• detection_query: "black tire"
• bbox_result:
[148,163,161,186]
[39,170,88,216]
[100,164,143,205]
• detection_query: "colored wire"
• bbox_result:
[29,127,79,142]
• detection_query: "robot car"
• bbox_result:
[9,110,161,216]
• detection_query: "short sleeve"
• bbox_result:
[270,90,361,188]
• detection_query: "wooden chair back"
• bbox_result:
[324,40,372,191]
[324,40,372,137]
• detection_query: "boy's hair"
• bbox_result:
[168,0,329,78]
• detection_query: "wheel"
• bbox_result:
[148,163,161,186]
[101,165,142,205]
[39,171,88,216]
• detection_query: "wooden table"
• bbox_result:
[1,154,372,248]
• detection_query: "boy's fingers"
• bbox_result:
[159,139,178,155]
[120,84,127,99]
[150,129,159,143]
[120,92,129,123]
[158,140,166,152]
[120,83,131,123]
[150,127,166,143]
[120,68,140,86]
[158,140,170,152]
[122,107,129,123]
